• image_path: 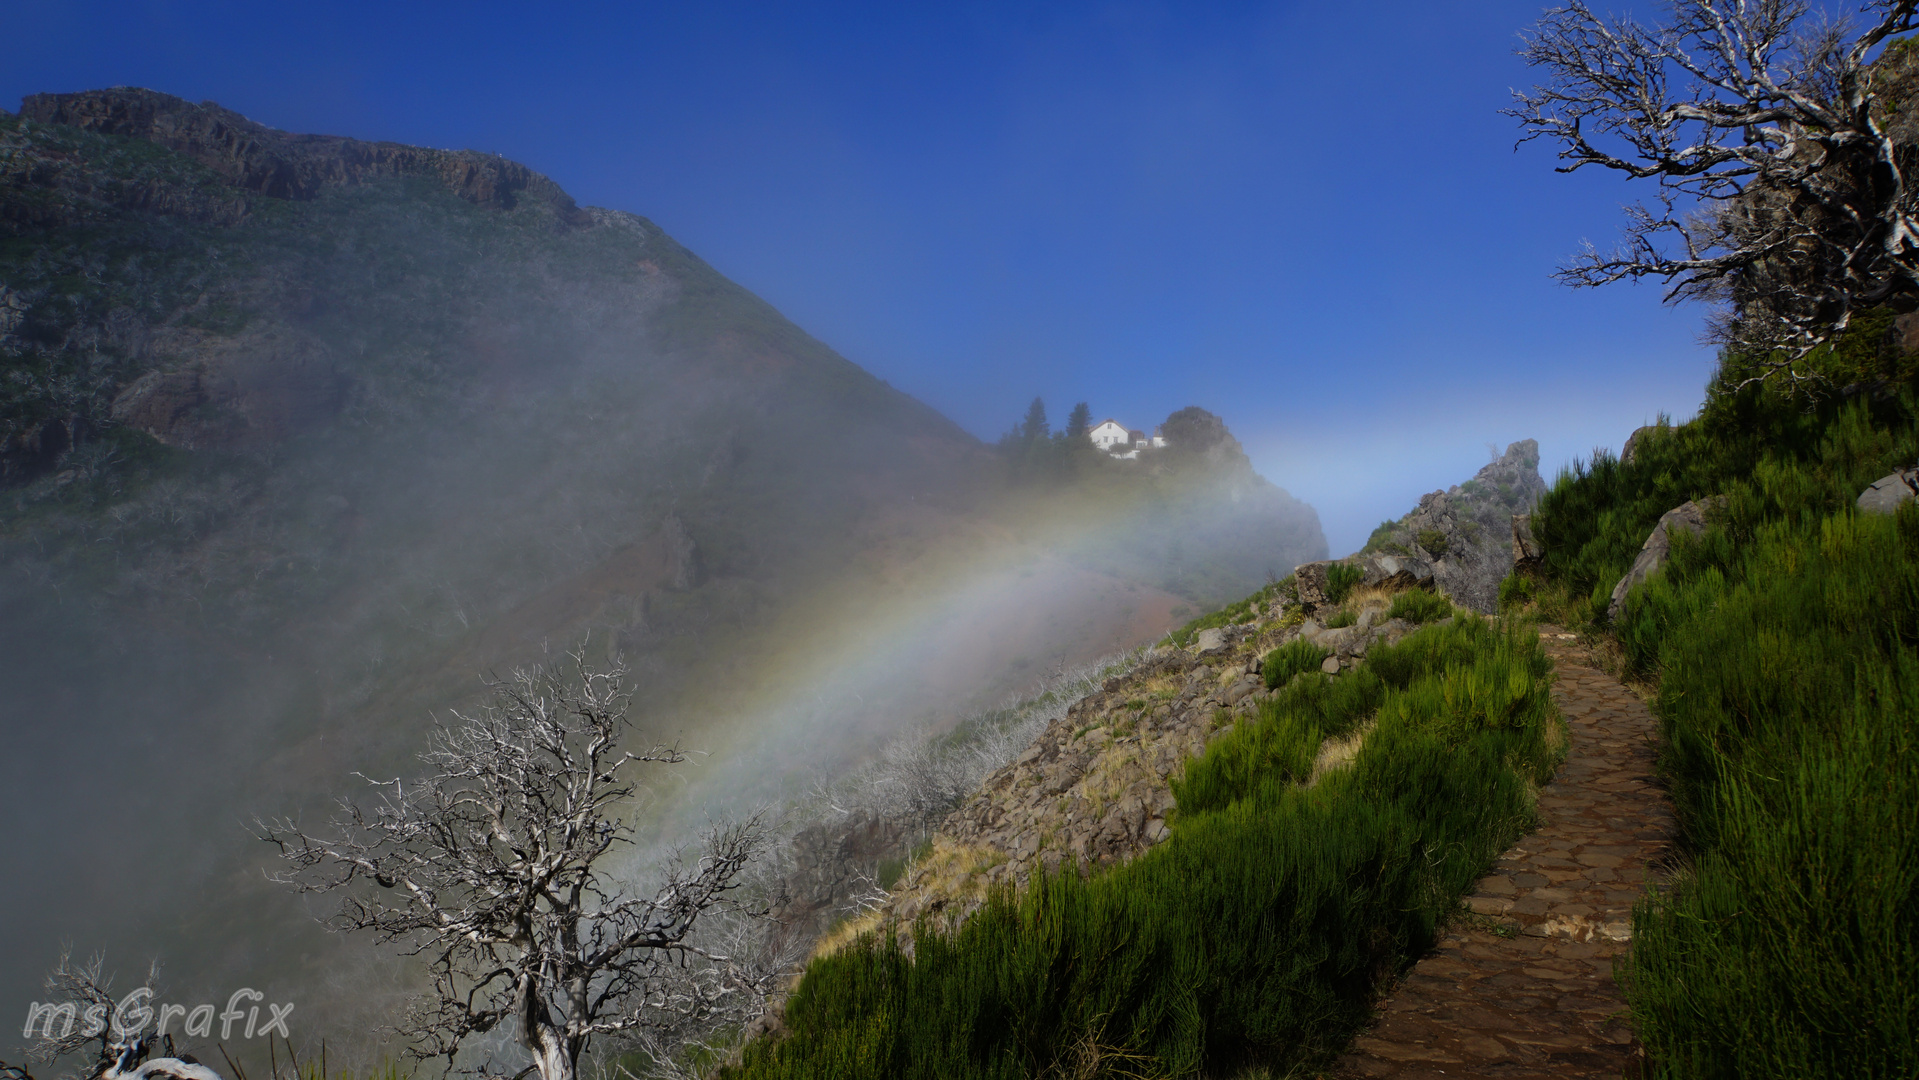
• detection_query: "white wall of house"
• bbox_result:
[1088,419,1130,450]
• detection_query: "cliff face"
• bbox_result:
[16,87,587,219]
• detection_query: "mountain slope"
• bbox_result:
[0,88,1326,1045]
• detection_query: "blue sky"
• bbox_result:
[4,0,1715,553]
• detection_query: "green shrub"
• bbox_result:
[1386,588,1453,624]
[1323,608,1357,629]
[1263,638,1330,690]
[1496,572,1533,612]
[1360,518,1403,553]
[1530,381,1919,1078]
[1612,499,1919,1079]
[726,617,1558,1080]
[1324,563,1364,605]
[1414,528,1449,557]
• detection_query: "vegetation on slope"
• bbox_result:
[1513,335,1919,1077]
[723,615,1559,1079]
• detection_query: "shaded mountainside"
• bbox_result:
[0,87,1325,1041]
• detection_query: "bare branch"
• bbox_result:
[257,647,774,1080]
[1509,0,1919,373]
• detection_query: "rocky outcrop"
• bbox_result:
[18,88,588,222]
[1857,467,1919,515]
[0,113,251,232]
[1606,497,1727,622]
[0,416,86,486]
[1294,554,1434,616]
[1363,439,1548,613]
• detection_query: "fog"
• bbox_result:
[0,172,1326,1071]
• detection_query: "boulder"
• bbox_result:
[1191,627,1229,656]
[1857,468,1919,515]
[1607,497,1726,623]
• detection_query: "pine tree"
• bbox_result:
[1066,402,1092,439]
[1020,397,1049,443]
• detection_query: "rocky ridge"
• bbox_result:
[9,88,587,227]
[1363,439,1547,613]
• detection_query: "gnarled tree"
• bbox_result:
[258,651,778,1080]
[1509,0,1919,380]
[16,952,220,1080]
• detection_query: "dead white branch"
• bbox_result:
[257,648,777,1080]
[1510,0,1919,382]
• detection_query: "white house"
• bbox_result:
[1087,418,1171,457]
[1088,419,1131,451]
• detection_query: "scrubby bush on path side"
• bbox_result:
[1525,380,1919,1078]
[723,616,1559,1079]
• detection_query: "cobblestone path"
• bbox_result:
[1327,628,1676,1079]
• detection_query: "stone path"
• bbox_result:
[1326,627,1676,1079]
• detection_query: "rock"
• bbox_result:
[1511,513,1543,569]
[0,415,84,486]
[1319,656,1341,674]
[1306,625,1357,653]
[1373,617,1419,648]
[1358,439,1547,614]
[1191,627,1228,656]
[1857,468,1919,515]
[107,329,347,450]
[1294,554,1437,616]
[1607,497,1727,622]
[1896,312,1919,355]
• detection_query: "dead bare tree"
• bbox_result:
[1509,0,1919,381]
[257,649,777,1080]
[18,951,221,1080]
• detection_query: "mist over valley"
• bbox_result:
[0,89,1328,1058]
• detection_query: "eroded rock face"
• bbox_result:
[18,88,588,221]
[1607,497,1727,623]
[1364,439,1548,613]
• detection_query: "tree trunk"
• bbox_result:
[521,983,575,1080]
